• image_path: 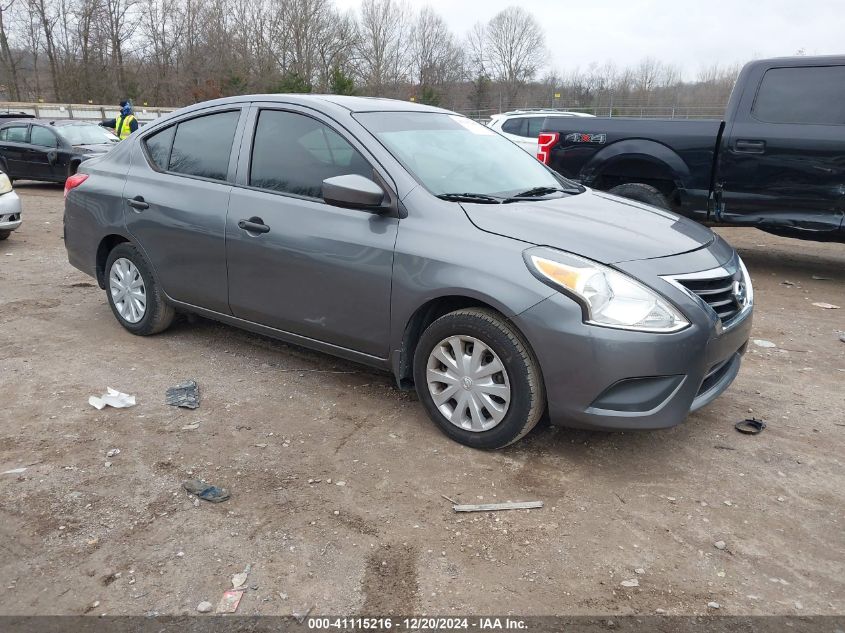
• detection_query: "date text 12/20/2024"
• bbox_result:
[307,617,528,630]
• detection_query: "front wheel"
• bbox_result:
[0,230,10,241]
[104,243,175,335]
[413,308,545,449]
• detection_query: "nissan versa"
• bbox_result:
[63,96,753,449]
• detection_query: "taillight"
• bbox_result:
[64,173,89,198]
[536,132,559,164]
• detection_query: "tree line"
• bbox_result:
[0,0,741,115]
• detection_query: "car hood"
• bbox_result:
[461,189,715,264]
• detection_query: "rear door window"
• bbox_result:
[752,66,845,125]
[525,117,545,138]
[249,110,373,198]
[167,110,240,181]
[3,125,28,142]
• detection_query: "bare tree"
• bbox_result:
[0,0,21,100]
[408,6,462,103]
[476,6,546,106]
[355,0,408,95]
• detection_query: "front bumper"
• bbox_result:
[0,190,22,231]
[513,247,753,431]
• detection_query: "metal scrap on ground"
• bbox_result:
[165,380,200,409]
[216,589,243,613]
[452,501,544,512]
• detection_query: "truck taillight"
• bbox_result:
[64,173,88,198]
[536,132,559,164]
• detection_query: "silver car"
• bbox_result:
[0,171,22,240]
[63,96,753,449]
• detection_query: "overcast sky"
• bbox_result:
[335,0,842,80]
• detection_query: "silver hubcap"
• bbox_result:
[109,258,146,323]
[426,335,511,432]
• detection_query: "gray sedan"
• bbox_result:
[63,95,753,449]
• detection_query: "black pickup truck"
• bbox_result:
[538,55,845,242]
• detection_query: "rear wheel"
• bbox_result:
[104,242,174,335]
[413,308,545,449]
[608,182,670,210]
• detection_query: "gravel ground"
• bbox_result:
[1,183,844,617]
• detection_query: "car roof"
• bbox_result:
[492,110,593,119]
[0,118,99,127]
[168,94,452,117]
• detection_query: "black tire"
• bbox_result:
[104,242,175,335]
[413,308,545,449]
[608,182,670,210]
[0,230,10,241]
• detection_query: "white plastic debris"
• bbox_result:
[2,467,27,475]
[89,388,136,410]
[752,339,777,349]
[812,302,840,309]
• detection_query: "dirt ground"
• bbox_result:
[1,183,844,617]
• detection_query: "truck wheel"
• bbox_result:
[413,308,545,450]
[608,183,670,210]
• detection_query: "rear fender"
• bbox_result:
[580,139,690,189]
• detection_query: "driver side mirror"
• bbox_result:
[322,175,385,211]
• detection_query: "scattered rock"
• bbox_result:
[634,568,645,575]
[197,601,213,613]
[335,481,346,487]
[106,449,120,458]
[707,601,721,609]
[723,500,733,507]
[655,608,666,614]
[620,579,639,588]
[753,339,776,349]
[714,540,727,550]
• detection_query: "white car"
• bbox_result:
[487,109,595,154]
[0,171,21,240]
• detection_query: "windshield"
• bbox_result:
[56,124,119,146]
[355,111,577,197]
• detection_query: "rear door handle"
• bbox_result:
[238,217,270,234]
[127,196,149,210]
[734,139,766,154]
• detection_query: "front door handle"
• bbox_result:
[238,217,270,234]
[734,139,766,154]
[127,196,149,210]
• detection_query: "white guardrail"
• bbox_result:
[0,102,178,123]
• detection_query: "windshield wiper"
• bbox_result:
[436,192,502,204]
[503,186,582,202]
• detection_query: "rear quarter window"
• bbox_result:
[501,118,528,137]
[752,66,845,125]
[144,125,176,170]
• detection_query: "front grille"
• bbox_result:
[676,267,744,323]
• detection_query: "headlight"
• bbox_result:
[0,173,12,195]
[524,248,689,332]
